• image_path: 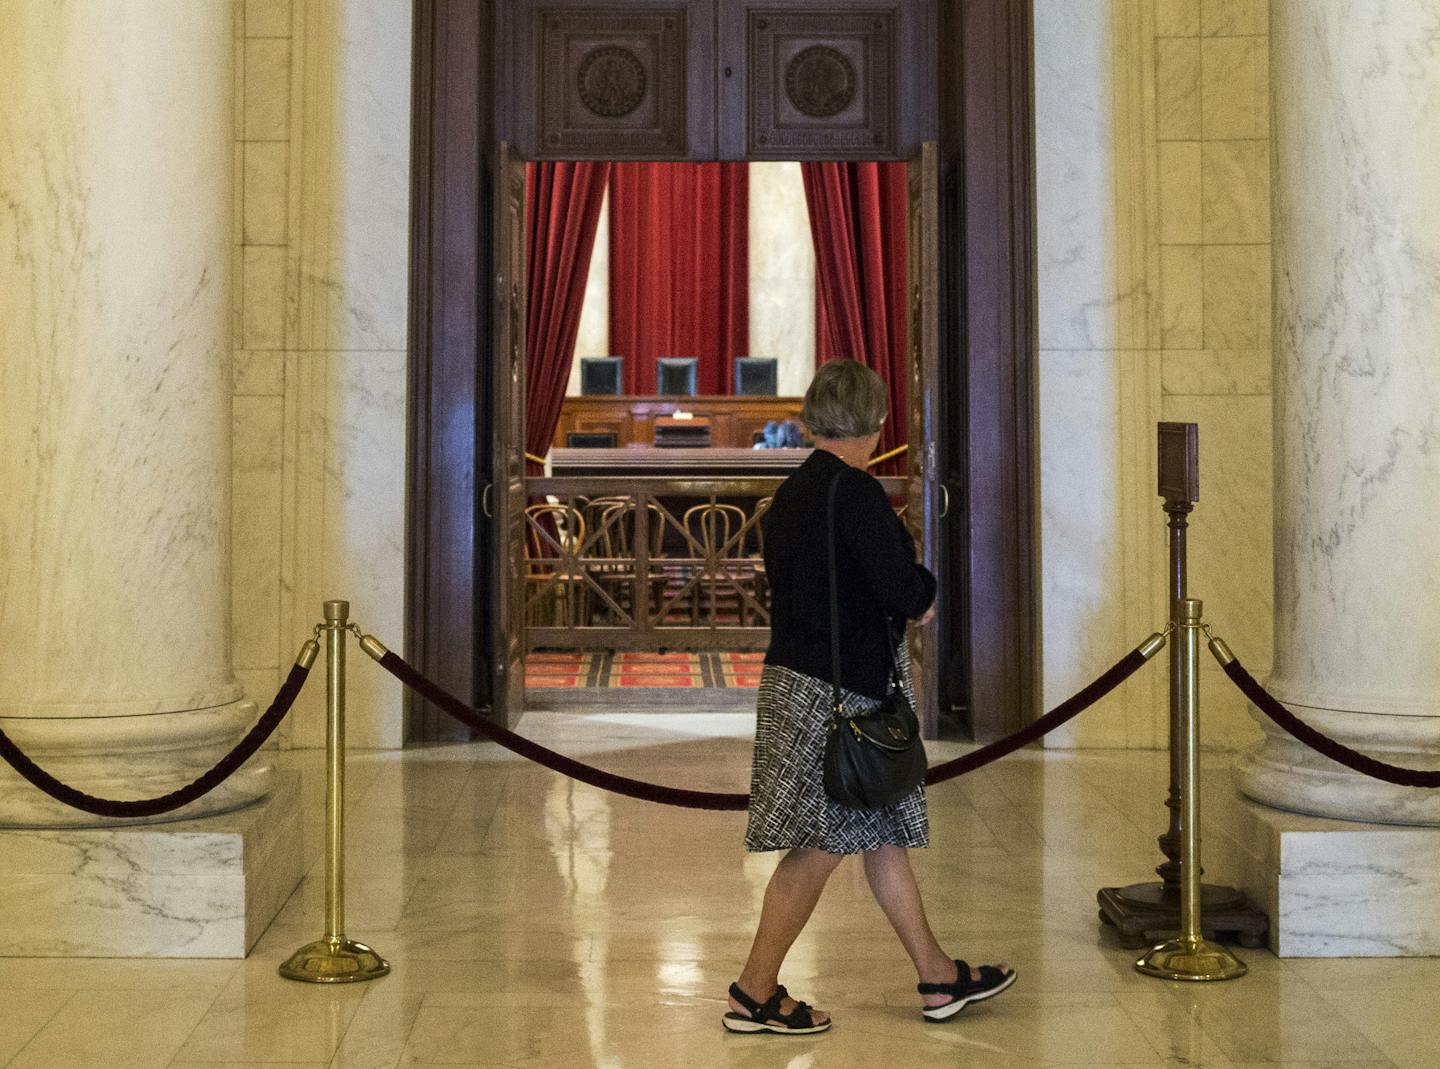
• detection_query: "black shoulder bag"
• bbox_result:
[820,472,927,809]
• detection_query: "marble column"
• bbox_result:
[0,1,271,826]
[1238,0,1440,825]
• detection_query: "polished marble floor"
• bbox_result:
[0,710,1434,1068]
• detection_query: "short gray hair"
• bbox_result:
[800,360,888,439]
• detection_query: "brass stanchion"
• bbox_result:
[280,600,390,983]
[1099,423,1267,948]
[1135,598,1246,982]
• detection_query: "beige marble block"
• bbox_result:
[1202,243,1270,348]
[1205,771,1440,955]
[242,140,289,245]
[1155,0,1201,37]
[1161,348,1271,395]
[1158,141,1202,244]
[1159,244,1204,348]
[1202,138,1270,243]
[233,350,285,395]
[246,0,291,38]
[232,395,284,672]
[1201,35,1269,139]
[1156,37,1201,139]
[1201,0,1268,37]
[242,38,290,140]
[242,244,287,349]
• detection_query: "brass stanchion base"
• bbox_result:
[1098,883,1269,949]
[279,936,390,983]
[1135,935,1247,981]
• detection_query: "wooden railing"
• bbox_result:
[524,476,906,651]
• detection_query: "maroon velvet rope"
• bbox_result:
[378,645,1153,811]
[0,660,312,819]
[1221,656,1440,789]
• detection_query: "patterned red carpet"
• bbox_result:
[525,650,764,689]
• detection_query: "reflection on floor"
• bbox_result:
[525,650,764,689]
[0,712,1429,1068]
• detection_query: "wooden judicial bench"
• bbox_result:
[553,395,804,450]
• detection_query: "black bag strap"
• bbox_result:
[827,469,905,714]
[826,472,844,717]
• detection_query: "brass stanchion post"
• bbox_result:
[280,600,390,983]
[1135,598,1246,982]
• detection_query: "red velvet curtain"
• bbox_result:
[525,161,613,471]
[608,163,749,395]
[801,162,909,472]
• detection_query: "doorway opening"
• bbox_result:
[505,155,941,721]
[404,0,1036,746]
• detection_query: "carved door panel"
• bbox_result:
[717,0,935,159]
[907,141,942,736]
[501,0,717,159]
[489,144,528,727]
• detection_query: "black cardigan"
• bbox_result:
[762,449,937,699]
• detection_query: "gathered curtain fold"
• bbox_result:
[524,161,613,471]
[608,162,749,395]
[801,161,909,473]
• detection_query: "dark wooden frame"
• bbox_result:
[405,0,1036,742]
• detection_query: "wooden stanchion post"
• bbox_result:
[1098,423,1267,948]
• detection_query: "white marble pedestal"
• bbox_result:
[1203,770,1440,956]
[0,773,303,958]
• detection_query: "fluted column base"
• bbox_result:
[0,699,272,828]
[1236,705,1440,827]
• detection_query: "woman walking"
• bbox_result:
[724,361,1015,1035]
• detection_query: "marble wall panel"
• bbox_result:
[315,0,413,353]
[1036,2,1122,351]
[1038,351,1132,749]
[1202,139,1269,243]
[1035,0,1269,749]
[315,351,407,750]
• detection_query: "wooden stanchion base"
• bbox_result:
[1098,882,1269,950]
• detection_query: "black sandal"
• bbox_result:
[722,982,832,1035]
[917,959,1017,1022]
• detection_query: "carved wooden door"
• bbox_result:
[907,141,942,736]
[489,144,528,727]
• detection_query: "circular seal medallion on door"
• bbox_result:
[784,46,857,118]
[576,46,647,118]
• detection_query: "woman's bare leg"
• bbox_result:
[733,847,845,1023]
[862,845,1009,1008]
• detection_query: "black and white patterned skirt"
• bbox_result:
[744,647,928,855]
